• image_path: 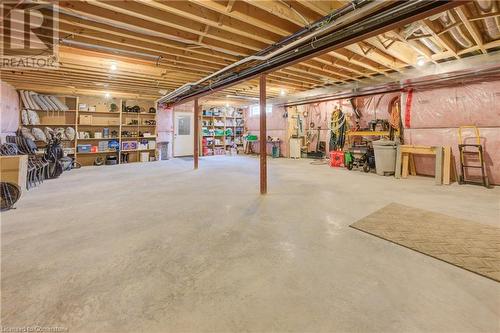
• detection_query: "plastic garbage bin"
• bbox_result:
[372,140,397,176]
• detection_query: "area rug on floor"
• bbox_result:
[350,203,500,282]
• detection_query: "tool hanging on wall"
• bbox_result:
[291,114,304,138]
[329,107,347,151]
[349,98,361,131]
[388,96,402,142]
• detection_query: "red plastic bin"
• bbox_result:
[329,150,344,167]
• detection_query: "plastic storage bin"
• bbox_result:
[77,144,92,153]
[372,140,397,176]
[329,150,344,167]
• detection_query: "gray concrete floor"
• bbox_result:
[1,156,499,333]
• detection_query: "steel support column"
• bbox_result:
[260,74,267,195]
[194,98,199,169]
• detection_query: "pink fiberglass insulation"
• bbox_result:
[239,78,500,185]
[156,103,175,158]
[245,105,288,156]
[403,80,500,184]
[404,128,500,185]
[0,80,20,142]
[402,80,500,128]
[244,92,398,156]
[353,92,400,129]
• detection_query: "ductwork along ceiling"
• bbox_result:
[1,0,499,101]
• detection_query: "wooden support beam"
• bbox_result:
[190,0,296,36]
[295,0,333,16]
[260,74,267,195]
[243,0,311,27]
[194,98,199,169]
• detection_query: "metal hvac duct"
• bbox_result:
[476,0,500,40]
[158,0,376,104]
[438,11,473,48]
[404,22,442,54]
[160,0,459,105]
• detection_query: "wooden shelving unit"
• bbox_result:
[119,98,157,164]
[200,106,245,156]
[19,95,79,158]
[19,93,157,167]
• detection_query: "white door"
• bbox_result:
[174,112,194,157]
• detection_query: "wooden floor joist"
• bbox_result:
[0,1,498,100]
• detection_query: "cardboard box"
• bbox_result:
[77,144,92,153]
[79,115,92,125]
[0,155,28,193]
[122,141,138,150]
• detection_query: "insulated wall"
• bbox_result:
[244,79,499,185]
[158,102,194,158]
[244,92,398,157]
[403,80,500,185]
[157,103,175,159]
[245,105,288,156]
[0,80,20,142]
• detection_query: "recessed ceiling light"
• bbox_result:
[280,89,286,96]
[105,92,111,98]
[110,62,117,71]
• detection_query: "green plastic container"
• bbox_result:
[246,135,258,141]
[272,146,280,158]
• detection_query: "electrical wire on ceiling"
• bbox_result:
[159,0,457,105]
[159,0,376,103]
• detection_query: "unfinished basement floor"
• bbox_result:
[2,156,499,333]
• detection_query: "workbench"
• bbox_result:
[346,131,390,137]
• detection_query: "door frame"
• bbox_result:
[173,110,194,157]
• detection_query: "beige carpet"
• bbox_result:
[351,203,500,282]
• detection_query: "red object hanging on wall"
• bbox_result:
[404,88,414,128]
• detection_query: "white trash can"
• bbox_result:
[373,140,397,176]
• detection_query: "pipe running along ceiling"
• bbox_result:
[159,0,462,105]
